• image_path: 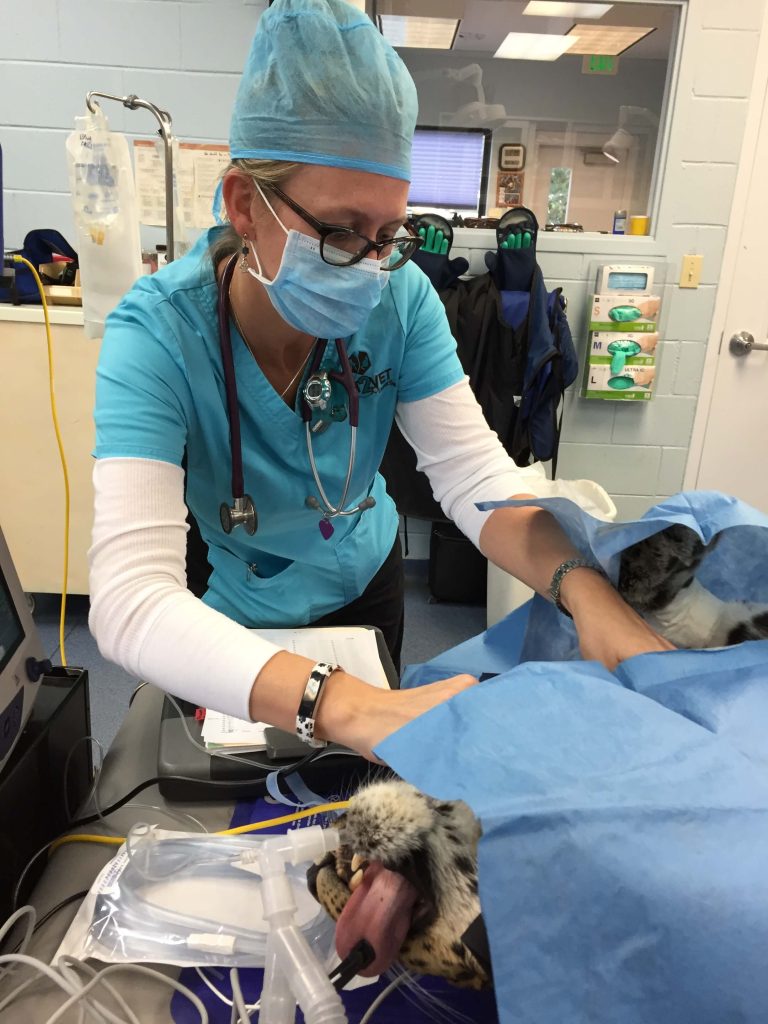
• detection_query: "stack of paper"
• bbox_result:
[201,712,269,752]
[201,626,390,751]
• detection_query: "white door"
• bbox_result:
[687,19,768,511]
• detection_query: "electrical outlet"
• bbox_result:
[679,255,703,289]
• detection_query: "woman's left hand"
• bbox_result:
[560,567,676,670]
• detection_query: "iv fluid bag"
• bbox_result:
[66,106,142,339]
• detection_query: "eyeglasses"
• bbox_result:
[266,184,423,270]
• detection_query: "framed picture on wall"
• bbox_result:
[498,144,526,172]
[496,172,525,208]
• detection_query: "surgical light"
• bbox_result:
[523,2,613,17]
[378,15,460,49]
[602,127,632,164]
[565,23,655,55]
[602,106,660,165]
[494,32,577,60]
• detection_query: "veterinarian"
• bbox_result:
[89,0,672,761]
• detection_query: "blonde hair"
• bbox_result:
[209,157,301,265]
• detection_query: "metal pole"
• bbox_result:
[85,91,176,262]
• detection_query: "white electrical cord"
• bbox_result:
[56,957,141,1024]
[0,904,209,1023]
[45,962,208,1024]
[195,966,261,1017]
[0,952,209,1024]
[230,967,253,1023]
[0,906,35,979]
[359,971,412,1024]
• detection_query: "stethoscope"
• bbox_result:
[217,254,375,536]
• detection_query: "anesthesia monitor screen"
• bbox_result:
[0,569,23,675]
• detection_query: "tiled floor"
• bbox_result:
[31,561,487,751]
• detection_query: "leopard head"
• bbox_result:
[307,779,491,989]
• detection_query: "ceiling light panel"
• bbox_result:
[565,23,655,56]
[494,32,577,60]
[523,2,613,17]
[379,15,459,49]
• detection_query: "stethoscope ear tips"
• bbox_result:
[220,495,258,535]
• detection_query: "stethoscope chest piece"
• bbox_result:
[220,494,258,536]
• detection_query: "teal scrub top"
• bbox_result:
[94,228,465,627]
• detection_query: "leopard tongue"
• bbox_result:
[335,861,420,977]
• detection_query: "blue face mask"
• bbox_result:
[246,186,386,339]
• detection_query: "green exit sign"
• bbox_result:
[582,54,619,76]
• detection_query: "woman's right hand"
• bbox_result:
[316,671,478,762]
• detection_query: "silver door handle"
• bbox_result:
[729,331,768,356]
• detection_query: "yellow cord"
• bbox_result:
[47,800,350,855]
[217,800,349,836]
[49,834,124,854]
[12,255,70,666]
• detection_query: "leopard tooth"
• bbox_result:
[349,868,365,892]
[351,854,365,874]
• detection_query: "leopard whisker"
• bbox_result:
[389,966,481,1024]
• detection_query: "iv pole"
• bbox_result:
[85,91,176,262]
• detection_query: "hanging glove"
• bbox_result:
[486,207,539,291]
[485,232,536,292]
[411,218,468,291]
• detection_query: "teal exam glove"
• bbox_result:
[500,230,533,250]
[608,305,643,323]
[417,224,450,255]
[412,223,468,289]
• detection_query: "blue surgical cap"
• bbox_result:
[230,0,418,181]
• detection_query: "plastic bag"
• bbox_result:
[66,105,142,338]
[55,827,336,968]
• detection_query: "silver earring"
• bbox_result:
[240,234,249,272]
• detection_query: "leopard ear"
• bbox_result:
[705,532,722,554]
[460,914,493,981]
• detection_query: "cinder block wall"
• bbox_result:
[1,0,764,558]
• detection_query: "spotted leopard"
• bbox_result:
[309,524,768,988]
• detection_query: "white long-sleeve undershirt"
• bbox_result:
[89,378,615,718]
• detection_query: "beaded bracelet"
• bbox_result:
[549,558,605,618]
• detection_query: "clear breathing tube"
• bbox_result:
[88,829,339,977]
[245,828,348,1024]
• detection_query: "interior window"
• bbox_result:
[368,0,680,235]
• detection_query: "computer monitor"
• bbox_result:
[408,126,492,216]
[0,526,44,774]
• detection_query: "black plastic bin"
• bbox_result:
[428,521,487,604]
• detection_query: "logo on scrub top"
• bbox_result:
[349,350,395,397]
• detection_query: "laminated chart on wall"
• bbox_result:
[133,140,230,230]
[581,263,664,401]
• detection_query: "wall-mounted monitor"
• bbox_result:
[408,126,492,216]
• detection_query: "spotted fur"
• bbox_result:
[310,525,768,990]
[618,525,768,648]
[308,779,489,989]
